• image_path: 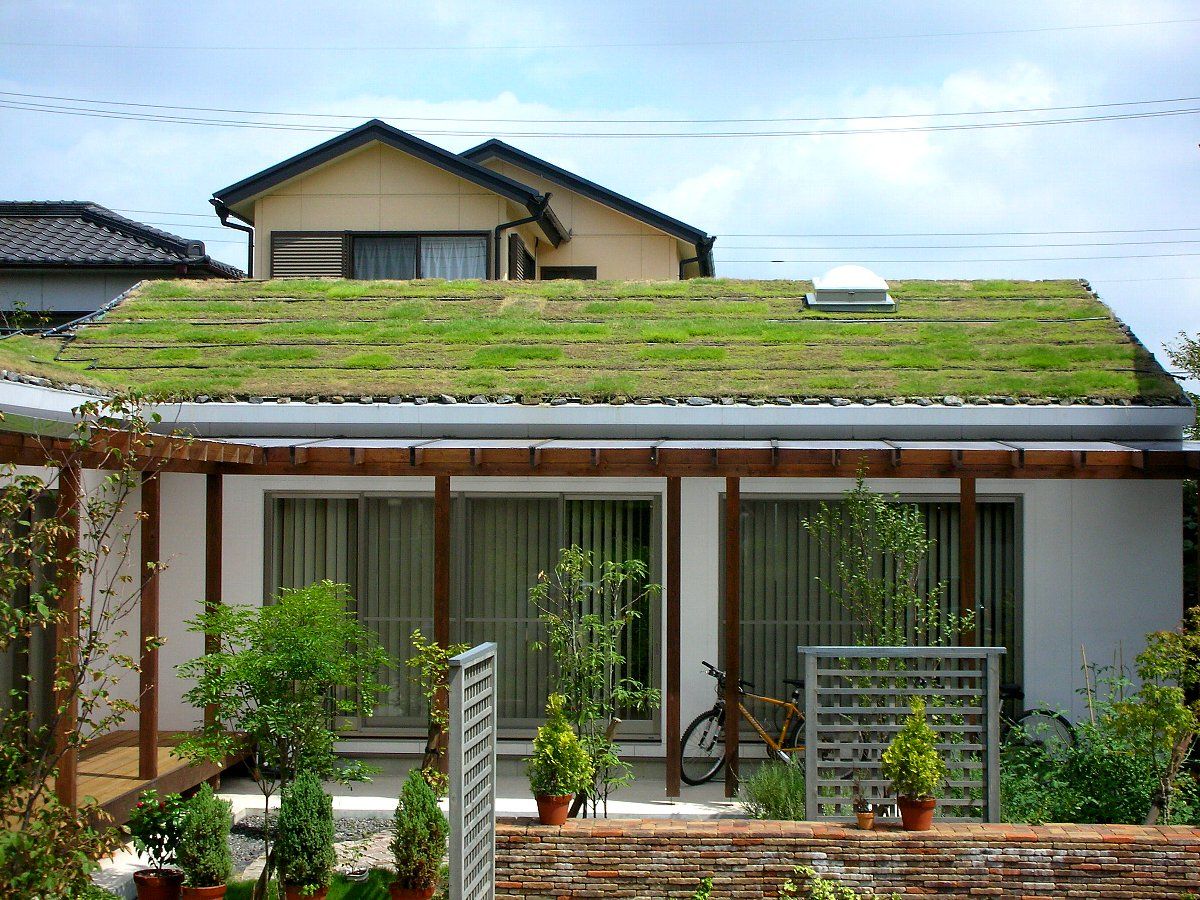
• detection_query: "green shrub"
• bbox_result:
[692,876,714,899]
[780,866,900,899]
[527,693,594,797]
[126,790,186,872]
[880,699,947,800]
[391,769,448,891]
[177,784,232,888]
[739,762,806,820]
[275,772,336,895]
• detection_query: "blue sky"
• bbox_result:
[1,1,1197,379]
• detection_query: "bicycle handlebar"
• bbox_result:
[701,660,752,690]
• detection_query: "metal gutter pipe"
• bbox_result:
[493,194,552,280]
[210,199,255,277]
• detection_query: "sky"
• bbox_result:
[1,0,1197,380]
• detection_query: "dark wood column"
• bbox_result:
[53,462,82,808]
[138,472,160,779]
[434,475,451,651]
[204,473,222,728]
[724,477,740,798]
[960,476,978,645]
[665,476,682,798]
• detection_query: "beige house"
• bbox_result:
[211,119,715,281]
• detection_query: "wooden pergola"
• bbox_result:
[7,428,1197,805]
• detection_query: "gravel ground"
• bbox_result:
[229,815,393,876]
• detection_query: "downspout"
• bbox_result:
[493,193,552,280]
[210,199,254,277]
[679,235,717,279]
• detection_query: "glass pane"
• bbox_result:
[360,497,435,727]
[353,237,416,279]
[459,497,560,727]
[269,497,358,594]
[420,236,487,279]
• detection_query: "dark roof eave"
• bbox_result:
[0,259,243,277]
[461,138,713,248]
[212,120,547,214]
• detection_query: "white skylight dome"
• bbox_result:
[807,264,896,312]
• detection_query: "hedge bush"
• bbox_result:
[275,772,336,895]
[177,784,232,888]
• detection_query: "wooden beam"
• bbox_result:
[138,472,160,780]
[724,476,740,798]
[203,473,222,729]
[960,476,978,645]
[434,476,451,650]
[54,462,82,808]
[665,477,682,798]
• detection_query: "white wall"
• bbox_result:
[151,474,1185,746]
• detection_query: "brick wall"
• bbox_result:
[496,818,1200,899]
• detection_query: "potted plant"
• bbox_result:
[128,790,186,900]
[276,772,337,900]
[880,699,948,831]
[852,777,874,830]
[526,693,594,825]
[176,784,233,899]
[390,768,448,900]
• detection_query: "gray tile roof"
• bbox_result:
[0,202,242,277]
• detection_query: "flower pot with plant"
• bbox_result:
[177,784,233,899]
[390,768,448,900]
[526,693,594,825]
[128,790,186,900]
[880,699,947,831]
[851,777,874,830]
[275,771,337,900]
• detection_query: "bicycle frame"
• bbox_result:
[737,690,804,755]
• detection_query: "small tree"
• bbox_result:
[391,768,448,893]
[177,580,391,900]
[803,473,972,647]
[177,784,232,888]
[881,699,948,801]
[529,545,660,816]
[405,628,468,797]
[1110,606,1200,824]
[527,693,594,798]
[0,396,173,895]
[275,772,335,895]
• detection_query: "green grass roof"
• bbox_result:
[0,278,1180,402]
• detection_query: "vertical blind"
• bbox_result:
[268,494,658,733]
[729,498,1020,707]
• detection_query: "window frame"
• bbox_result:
[540,265,598,281]
[348,231,492,280]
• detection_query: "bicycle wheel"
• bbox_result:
[681,709,726,785]
[1014,708,1075,750]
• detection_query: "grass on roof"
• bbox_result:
[0,278,1178,402]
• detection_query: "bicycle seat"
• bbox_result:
[783,678,806,689]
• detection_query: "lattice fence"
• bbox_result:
[800,646,1004,823]
[449,642,498,900]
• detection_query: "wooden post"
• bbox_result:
[53,462,82,808]
[724,477,740,798]
[665,477,682,798]
[433,475,452,775]
[204,473,222,729]
[138,472,160,780]
[960,476,978,645]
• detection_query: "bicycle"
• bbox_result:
[680,660,805,786]
[1000,683,1075,750]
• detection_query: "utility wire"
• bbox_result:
[3,89,1197,125]
[717,252,1200,263]
[723,239,1200,250]
[2,97,1198,137]
[2,16,1196,51]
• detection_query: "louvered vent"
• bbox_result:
[270,232,345,278]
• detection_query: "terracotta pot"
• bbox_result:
[181,887,227,900]
[283,885,328,900]
[855,811,875,830]
[389,884,436,900]
[134,869,184,900]
[897,796,937,831]
[535,793,573,825]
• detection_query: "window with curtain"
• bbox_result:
[352,236,417,280]
[726,498,1021,709]
[421,236,488,280]
[267,493,659,735]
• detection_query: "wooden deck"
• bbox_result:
[72,731,247,824]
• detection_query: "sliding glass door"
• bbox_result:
[267,492,659,735]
